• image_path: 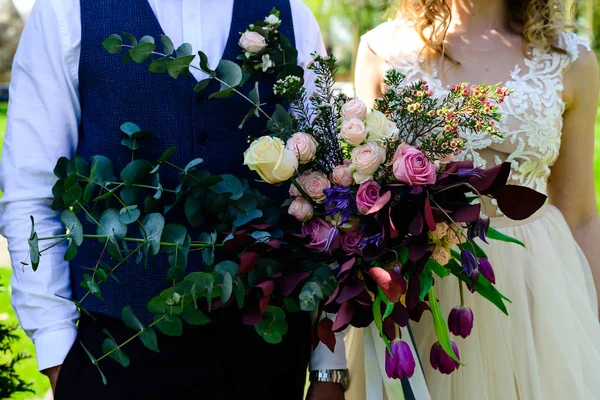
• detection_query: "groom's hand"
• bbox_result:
[43,366,61,392]
[306,382,345,400]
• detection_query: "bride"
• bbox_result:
[347,0,600,399]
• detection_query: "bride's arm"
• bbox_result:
[548,47,600,313]
[354,37,386,106]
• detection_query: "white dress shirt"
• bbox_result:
[0,0,346,372]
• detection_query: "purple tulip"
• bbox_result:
[385,340,416,380]
[468,216,490,243]
[478,257,496,284]
[461,250,478,277]
[430,341,461,375]
[448,306,474,338]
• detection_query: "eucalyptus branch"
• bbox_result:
[96,316,164,363]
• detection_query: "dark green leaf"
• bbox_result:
[221,272,233,303]
[419,265,434,301]
[147,296,166,314]
[62,185,83,206]
[141,213,165,256]
[215,60,243,90]
[54,157,69,179]
[427,258,451,278]
[28,230,39,271]
[64,238,78,261]
[233,209,263,228]
[140,328,159,353]
[121,32,137,46]
[194,78,213,93]
[139,35,155,45]
[197,51,213,73]
[102,34,123,54]
[175,43,193,57]
[120,159,153,186]
[120,122,141,137]
[154,315,183,337]
[121,306,144,331]
[208,87,236,99]
[181,306,211,326]
[148,59,167,74]
[213,174,243,200]
[160,34,174,55]
[129,42,155,63]
[96,209,127,244]
[283,297,301,313]
[214,261,239,277]
[166,55,196,79]
[487,227,525,247]
[119,206,141,225]
[299,281,323,311]
[428,287,462,364]
[234,277,246,309]
[101,338,130,367]
[184,158,203,173]
[80,342,108,385]
[61,209,83,246]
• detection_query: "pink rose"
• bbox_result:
[393,143,411,163]
[288,197,314,222]
[342,231,364,254]
[341,99,368,121]
[239,31,267,53]
[286,132,318,165]
[340,119,367,146]
[301,218,341,253]
[302,171,331,204]
[331,164,354,187]
[431,246,451,266]
[393,147,437,185]
[356,181,382,215]
[288,173,307,197]
[350,142,386,182]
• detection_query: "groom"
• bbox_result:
[0,0,347,399]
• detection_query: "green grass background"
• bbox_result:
[0,100,599,398]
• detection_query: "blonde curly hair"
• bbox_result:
[398,0,571,59]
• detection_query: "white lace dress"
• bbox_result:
[345,22,600,400]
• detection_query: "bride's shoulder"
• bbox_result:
[557,31,593,65]
[361,19,422,61]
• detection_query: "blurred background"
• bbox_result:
[0,0,598,398]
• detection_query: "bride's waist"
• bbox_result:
[489,204,551,229]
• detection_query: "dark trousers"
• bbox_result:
[54,310,312,400]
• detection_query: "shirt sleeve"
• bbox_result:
[0,0,81,372]
[290,0,348,371]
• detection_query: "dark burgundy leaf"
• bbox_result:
[383,317,396,341]
[325,284,341,306]
[494,185,547,220]
[390,266,407,295]
[339,258,356,275]
[243,308,262,325]
[469,162,511,195]
[388,207,399,239]
[317,318,336,353]
[408,301,430,322]
[409,212,424,236]
[280,272,310,297]
[391,303,409,327]
[237,252,258,276]
[249,223,273,230]
[332,301,354,332]
[424,197,436,231]
[336,280,366,304]
[451,204,481,223]
[224,234,256,252]
[266,240,281,249]
[408,234,428,261]
[259,295,270,313]
[405,275,421,311]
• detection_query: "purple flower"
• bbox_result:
[323,186,356,223]
[356,181,382,215]
[461,250,477,277]
[448,306,474,339]
[301,218,341,253]
[457,168,485,179]
[342,231,364,254]
[468,215,490,243]
[430,342,460,375]
[360,233,384,249]
[478,258,495,284]
[385,340,416,380]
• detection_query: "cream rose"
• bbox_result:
[429,223,449,241]
[431,246,451,266]
[446,227,467,246]
[341,99,368,121]
[340,119,367,146]
[286,132,318,164]
[244,136,298,184]
[365,110,396,143]
[350,142,386,177]
[239,31,267,53]
[302,171,331,203]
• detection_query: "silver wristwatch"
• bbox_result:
[309,369,350,392]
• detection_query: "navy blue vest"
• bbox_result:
[73,0,295,320]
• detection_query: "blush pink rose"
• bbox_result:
[340,119,367,146]
[302,171,331,203]
[393,147,437,186]
[301,218,341,253]
[356,180,382,215]
[341,99,368,121]
[331,163,354,187]
[288,197,314,222]
[431,246,451,266]
[239,31,267,53]
[286,132,318,165]
[342,231,364,254]
[393,143,411,163]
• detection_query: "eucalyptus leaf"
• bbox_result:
[148,59,167,74]
[120,122,141,137]
[160,34,174,55]
[141,213,165,256]
[166,55,196,79]
[97,209,127,244]
[102,34,123,55]
[101,338,130,368]
[121,306,144,332]
[81,342,108,385]
[122,32,137,46]
[198,51,213,73]
[139,35,155,45]
[181,306,211,326]
[28,230,39,271]
[64,238,78,262]
[61,209,83,246]
[154,315,183,337]
[221,272,233,303]
[215,60,243,90]
[147,296,166,314]
[194,78,213,93]
[129,42,155,64]
[175,43,193,57]
[119,206,141,225]
[214,261,239,277]
[140,328,159,353]
[299,281,323,311]
[213,174,243,200]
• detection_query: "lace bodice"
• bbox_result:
[365,22,591,214]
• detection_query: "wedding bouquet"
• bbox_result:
[243,56,546,377]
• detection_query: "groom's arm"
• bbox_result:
[0,0,80,377]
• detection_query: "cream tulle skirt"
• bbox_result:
[345,205,600,400]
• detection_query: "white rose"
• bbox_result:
[286,132,318,164]
[350,142,386,176]
[244,136,298,184]
[264,15,281,25]
[365,110,396,143]
[340,119,367,146]
[239,31,267,53]
[341,99,368,121]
